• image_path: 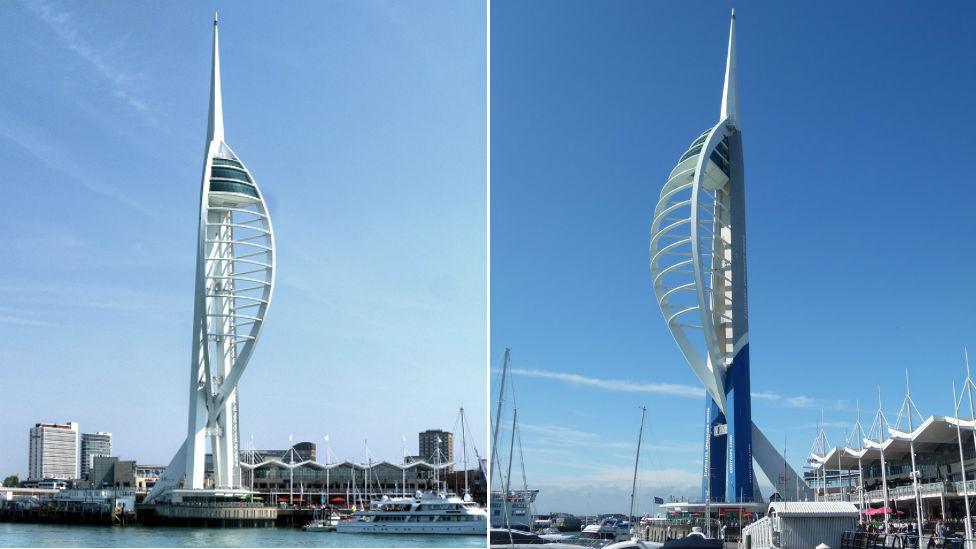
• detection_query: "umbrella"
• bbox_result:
[330,496,346,503]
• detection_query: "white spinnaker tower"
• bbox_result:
[147,16,275,502]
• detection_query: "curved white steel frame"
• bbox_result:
[147,16,275,503]
[650,123,734,412]
[650,12,740,416]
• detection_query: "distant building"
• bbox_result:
[89,457,164,495]
[80,432,112,480]
[418,430,453,465]
[244,459,451,505]
[236,442,317,465]
[90,456,118,488]
[29,422,79,480]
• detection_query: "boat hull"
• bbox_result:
[336,521,486,535]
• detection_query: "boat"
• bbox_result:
[335,490,487,535]
[660,528,723,549]
[490,488,539,530]
[302,508,340,532]
[491,349,540,531]
[490,526,546,545]
[575,517,634,546]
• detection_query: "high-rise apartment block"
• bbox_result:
[29,422,79,480]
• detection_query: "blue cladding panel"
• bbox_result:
[701,395,727,502]
[725,343,753,502]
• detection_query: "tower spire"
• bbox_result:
[721,9,738,127]
[208,14,224,141]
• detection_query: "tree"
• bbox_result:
[2,475,19,487]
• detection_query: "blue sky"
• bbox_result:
[0,0,486,477]
[490,0,976,516]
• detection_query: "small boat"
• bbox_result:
[302,508,340,532]
[660,528,723,549]
[490,526,546,545]
[576,517,633,546]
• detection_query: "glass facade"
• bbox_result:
[212,157,244,168]
[210,180,259,198]
[676,129,731,178]
[211,166,252,183]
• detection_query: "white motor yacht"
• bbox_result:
[335,491,486,535]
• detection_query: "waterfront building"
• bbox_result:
[90,456,119,488]
[809,415,976,527]
[243,442,316,463]
[649,12,807,504]
[80,432,112,480]
[240,457,452,506]
[147,15,276,503]
[419,429,453,466]
[28,422,79,481]
[90,457,164,495]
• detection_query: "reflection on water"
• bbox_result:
[0,523,485,548]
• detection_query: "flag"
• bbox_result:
[654,497,664,505]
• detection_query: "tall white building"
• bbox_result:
[29,422,79,480]
[147,16,276,503]
[80,432,112,480]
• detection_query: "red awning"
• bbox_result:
[862,507,904,516]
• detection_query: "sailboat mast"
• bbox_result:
[629,406,646,527]
[504,408,518,500]
[491,349,511,481]
[461,406,469,496]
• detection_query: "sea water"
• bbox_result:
[0,523,485,548]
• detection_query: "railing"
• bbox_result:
[841,531,976,549]
[742,516,772,549]
[859,482,958,503]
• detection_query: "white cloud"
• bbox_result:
[509,368,704,398]
[508,367,825,409]
[24,0,156,121]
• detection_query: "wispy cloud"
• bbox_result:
[23,0,155,122]
[0,117,156,217]
[0,314,59,328]
[510,368,704,398]
[509,367,822,409]
[750,391,819,408]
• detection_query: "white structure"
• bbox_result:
[336,491,487,535]
[742,502,858,549]
[649,11,810,504]
[29,422,79,480]
[80,432,112,480]
[147,15,275,503]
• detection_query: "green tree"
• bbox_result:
[2,475,19,487]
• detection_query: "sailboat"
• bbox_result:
[490,349,542,545]
[601,409,721,549]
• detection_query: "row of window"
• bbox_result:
[211,166,252,183]
[213,157,244,168]
[210,181,259,198]
[676,135,731,179]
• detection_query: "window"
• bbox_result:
[210,181,259,198]
[211,166,252,183]
[213,158,244,168]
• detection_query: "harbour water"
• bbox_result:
[0,523,485,548]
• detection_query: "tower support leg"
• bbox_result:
[702,395,728,502]
[726,343,753,502]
